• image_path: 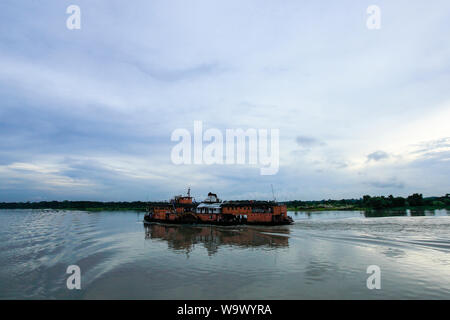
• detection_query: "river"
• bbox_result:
[0,209,449,299]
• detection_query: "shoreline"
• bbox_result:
[0,206,449,212]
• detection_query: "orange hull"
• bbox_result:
[144,191,293,226]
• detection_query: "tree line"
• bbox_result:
[0,194,449,211]
[285,193,450,210]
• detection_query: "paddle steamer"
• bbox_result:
[143,189,293,226]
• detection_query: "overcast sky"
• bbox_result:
[0,0,449,202]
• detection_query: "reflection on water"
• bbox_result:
[144,224,290,255]
[291,208,449,218]
[0,209,449,299]
[364,209,445,218]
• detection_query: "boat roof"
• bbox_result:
[221,200,277,207]
[197,203,222,209]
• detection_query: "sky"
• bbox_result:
[0,0,449,202]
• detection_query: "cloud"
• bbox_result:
[295,136,326,148]
[410,150,450,168]
[411,137,450,154]
[367,151,390,162]
[130,61,226,82]
[366,179,405,189]
[330,161,348,169]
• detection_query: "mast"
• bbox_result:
[271,184,276,202]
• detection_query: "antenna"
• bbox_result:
[271,184,276,202]
[187,187,191,197]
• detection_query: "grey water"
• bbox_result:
[0,209,449,299]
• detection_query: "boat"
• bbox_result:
[143,189,293,226]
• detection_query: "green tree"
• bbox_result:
[407,193,423,206]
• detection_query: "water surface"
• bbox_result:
[0,209,449,299]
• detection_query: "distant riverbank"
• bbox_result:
[1,193,449,213]
[285,193,450,212]
[0,201,149,212]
